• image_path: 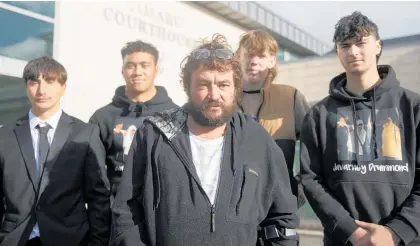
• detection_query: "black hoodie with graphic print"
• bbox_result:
[89,85,178,196]
[300,65,420,246]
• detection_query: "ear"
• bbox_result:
[375,39,382,56]
[267,54,277,69]
[155,64,160,75]
[61,82,67,96]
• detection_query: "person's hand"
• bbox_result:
[355,220,400,246]
[350,227,371,246]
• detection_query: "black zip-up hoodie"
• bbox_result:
[110,107,300,246]
[89,85,178,195]
[300,65,420,246]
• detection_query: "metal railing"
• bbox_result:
[221,1,331,55]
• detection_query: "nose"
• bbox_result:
[208,84,221,101]
[133,65,142,76]
[249,56,260,66]
[348,44,359,57]
[37,81,47,95]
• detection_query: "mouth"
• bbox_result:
[35,98,50,102]
[208,106,221,110]
[131,78,145,83]
[247,69,259,75]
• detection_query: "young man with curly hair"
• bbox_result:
[300,11,420,246]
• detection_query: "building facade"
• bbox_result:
[0,1,329,125]
[0,3,332,242]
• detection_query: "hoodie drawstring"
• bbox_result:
[128,103,145,117]
[231,130,237,177]
[351,86,379,165]
[152,134,162,210]
[372,87,378,159]
[350,99,360,165]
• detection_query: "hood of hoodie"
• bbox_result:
[329,65,400,102]
[112,85,176,117]
[146,106,252,175]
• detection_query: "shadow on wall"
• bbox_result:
[386,46,420,94]
[275,43,420,104]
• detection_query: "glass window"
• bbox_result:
[289,52,301,61]
[1,1,55,18]
[0,8,54,61]
[0,74,30,126]
[277,49,285,62]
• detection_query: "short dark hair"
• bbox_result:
[121,40,159,65]
[23,56,67,84]
[333,11,382,62]
[180,34,242,97]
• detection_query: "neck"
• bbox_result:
[346,67,381,94]
[125,86,157,102]
[187,115,226,139]
[32,104,60,121]
[243,81,263,91]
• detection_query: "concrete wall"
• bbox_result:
[275,43,420,104]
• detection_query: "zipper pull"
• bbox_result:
[211,205,216,232]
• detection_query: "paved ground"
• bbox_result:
[297,229,323,246]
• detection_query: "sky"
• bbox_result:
[259,1,420,48]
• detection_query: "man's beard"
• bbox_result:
[186,99,236,127]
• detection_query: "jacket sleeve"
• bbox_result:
[300,113,358,244]
[110,126,149,246]
[385,105,420,245]
[259,138,300,246]
[0,155,4,221]
[89,111,112,153]
[83,125,111,246]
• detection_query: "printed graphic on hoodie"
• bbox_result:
[336,107,403,162]
[113,116,145,171]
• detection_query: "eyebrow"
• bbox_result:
[125,61,152,65]
[198,79,212,84]
[217,80,231,84]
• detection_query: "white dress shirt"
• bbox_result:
[28,109,62,239]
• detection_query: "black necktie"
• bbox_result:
[37,124,51,177]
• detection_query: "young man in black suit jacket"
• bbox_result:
[0,56,111,246]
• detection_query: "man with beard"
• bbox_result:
[110,34,300,246]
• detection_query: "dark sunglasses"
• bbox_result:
[190,48,234,60]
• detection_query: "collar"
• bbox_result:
[29,109,63,130]
[242,89,261,94]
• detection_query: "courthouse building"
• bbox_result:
[0,1,329,125]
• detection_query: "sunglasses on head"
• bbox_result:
[190,48,234,60]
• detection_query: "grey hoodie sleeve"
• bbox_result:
[300,112,358,244]
[110,127,148,246]
[385,105,420,245]
[259,137,300,246]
